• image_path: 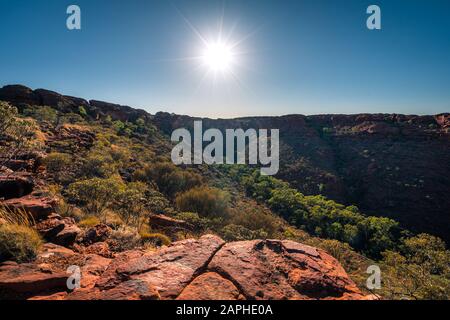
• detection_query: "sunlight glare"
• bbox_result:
[202,41,234,73]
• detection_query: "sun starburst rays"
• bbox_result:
[179,6,254,82]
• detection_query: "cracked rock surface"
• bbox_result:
[0,235,367,300]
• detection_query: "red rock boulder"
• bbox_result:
[207,239,365,300]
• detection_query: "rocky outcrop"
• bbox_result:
[0,243,112,299]
[0,151,46,173]
[0,85,41,106]
[208,239,363,300]
[0,261,68,297]
[0,85,150,123]
[0,235,369,300]
[0,174,80,247]
[34,89,87,113]
[89,100,149,123]
[435,113,450,129]
[99,235,225,300]
[76,224,112,245]
[149,214,192,232]
[0,85,89,113]
[45,124,96,153]
[35,214,81,247]
[2,194,57,220]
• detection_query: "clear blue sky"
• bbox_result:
[1,0,449,117]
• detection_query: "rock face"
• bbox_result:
[2,194,57,220]
[55,124,95,147]
[0,84,150,123]
[103,234,225,300]
[148,214,192,233]
[35,214,81,247]
[76,224,112,245]
[0,151,46,173]
[34,89,85,113]
[89,100,149,123]
[0,243,112,299]
[0,235,368,300]
[208,239,363,300]
[0,85,41,106]
[0,262,68,297]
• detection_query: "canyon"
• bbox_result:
[1,84,448,242]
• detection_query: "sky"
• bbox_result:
[0,0,449,118]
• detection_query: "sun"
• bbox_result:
[202,41,235,73]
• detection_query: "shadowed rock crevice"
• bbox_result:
[0,175,34,200]
[174,241,228,300]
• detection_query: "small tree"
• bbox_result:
[0,102,43,168]
[115,182,149,228]
[381,234,450,300]
[67,177,125,221]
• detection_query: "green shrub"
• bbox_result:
[0,102,44,167]
[0,224,41,263]
[80,143,131,179]
[78,106,87,117]
[134,162,202,196]
[175,186,230,218]
[57,113,85,124]
[145,189,171,215]
[229,207,281,237]
[66,177,125,220]
[229,168,401,258]
[115,182,149,227]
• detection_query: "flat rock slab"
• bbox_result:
[2,195,57,220]
[207,239,364,300]
[73,234,225,300]
[177,272,242,300]
[114,234,225,299]
[0,262,68,298]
